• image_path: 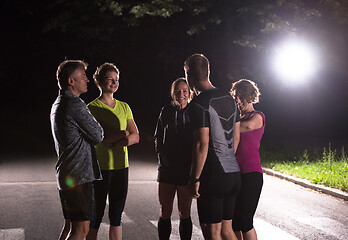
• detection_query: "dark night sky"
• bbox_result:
[1,1,347,158]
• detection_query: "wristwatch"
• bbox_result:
[189,176,200,183]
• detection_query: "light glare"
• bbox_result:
[273,40,317,84]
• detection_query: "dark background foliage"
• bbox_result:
[1,0,347,157]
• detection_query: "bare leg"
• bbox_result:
[59,219,71,240]
[109,225,122,240]
[158,183,176,239]
[243,228,257,240]
[200,222,222,240]
[177,185,193,240]
[66,221,90,240]
[158,183,176,218]
[234,231,243,240]
[177,186,192,219]
[221,220,238,240]
[86,227,98,240]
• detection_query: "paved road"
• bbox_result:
[0,154,347,240]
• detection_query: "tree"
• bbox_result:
[43,0,348,47]
[41,0,348,82]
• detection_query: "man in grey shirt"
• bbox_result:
[50,60,104,240]
[185,54,241,240]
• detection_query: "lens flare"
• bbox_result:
[272,39,318,84]
[65,176,76,188]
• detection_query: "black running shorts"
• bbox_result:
[197,172,241,224]
[59,182,94,222]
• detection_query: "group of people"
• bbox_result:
[50,53,265,240]
[154,54,265,240]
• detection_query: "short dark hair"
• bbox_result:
[184,54,210,81]
[56,60,88,89]
[231,79,261,104]
[93,62,119,89]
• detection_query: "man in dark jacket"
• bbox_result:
[50,60,104,240]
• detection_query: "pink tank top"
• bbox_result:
[236,111,265,174]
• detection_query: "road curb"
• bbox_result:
[262,167,348,201]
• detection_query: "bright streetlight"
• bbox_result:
[272,39,318,84]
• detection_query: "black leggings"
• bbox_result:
[90,168,128,228]
[233,172,263,233]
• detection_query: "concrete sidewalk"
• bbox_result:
[263,167,348,201]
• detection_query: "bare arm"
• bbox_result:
[102,129,129,144]
[240,113,263,133]
[234,121,240,153]
[125,119,140,146]
[190,127,209,199]
[112,119,139,147]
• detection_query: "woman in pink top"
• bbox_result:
[231,79,265,240]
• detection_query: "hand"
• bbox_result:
[123,130,130,137]
[189,181,200,199]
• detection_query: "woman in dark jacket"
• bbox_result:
[154,78,193,240]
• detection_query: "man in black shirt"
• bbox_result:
[185,54,241,240]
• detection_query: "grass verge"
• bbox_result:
[260,144,348,192]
